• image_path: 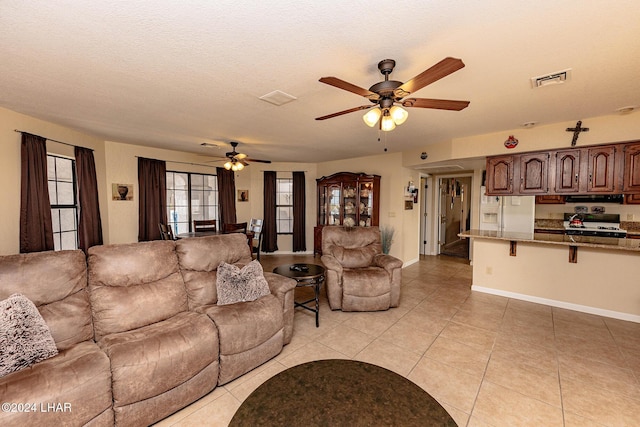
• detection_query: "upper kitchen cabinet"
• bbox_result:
[623,142,640,193]
[486,155,515,194]
[586,145,617,193]
[519,153,549,194]
[554,149,581,193]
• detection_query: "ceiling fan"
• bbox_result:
[315,57,470,131]
[205,141,271,171]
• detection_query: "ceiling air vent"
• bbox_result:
[531,69,572,88]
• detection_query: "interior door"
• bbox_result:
[438,179,449,253]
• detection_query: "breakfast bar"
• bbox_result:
[459,230,640,322]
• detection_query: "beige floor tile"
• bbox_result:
[563,411,609,427]
[277,341,348,367]
[554,318,614,344]
[408,356,483,413]
[553,306,608,327]
[441,402,469,427]
[440,320,497,352]
[558,353,640,399]
[172,391,241,427]
[424,336,491,377]
[472,381,564,426]
[491,334,558,373]
[153,387,227,426]
[555,332,627,367]
[507,298,553,316]
[499,318,556,349]
[316,323,376,357]
[484,354,561,407]
[343,309,404,336]
[451,306,504,332]
[226,361,288,402]
[354,338,421,376]
[377,320,437,355]
[561,377,640,426]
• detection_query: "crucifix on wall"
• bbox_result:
[566,120,589,146]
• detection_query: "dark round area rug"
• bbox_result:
[229,359,457,427]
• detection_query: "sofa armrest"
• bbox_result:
[264,271,296,299]
[321,254,343,275]
[373,254,403,273]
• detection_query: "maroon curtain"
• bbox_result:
[138,157,167,241]
[292,171,306,252]
[75,146,103,252]
[20,133,54,253]
[216,167,236,229]
[262,171,278,252]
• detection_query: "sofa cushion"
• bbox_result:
[199,294,283,355]
[0,250,93,350]
[88,241,188,340]
[216,260,270,305]
[0,341,113,427]
[343,267,391,297]
[0,294,58,377]
[330,245,377,268]
[97,311,218,407]
[175,234,252,309]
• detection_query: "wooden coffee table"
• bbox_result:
[273,263,324,327]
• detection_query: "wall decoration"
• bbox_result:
[404,200,413,210]
[504,135,519,149]
[112,183,133,201]
[238,190,249,202]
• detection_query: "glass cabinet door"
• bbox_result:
[318,185,327,226]
[342,182,357,227]
[358,181,374,226]
[328,185,341,225]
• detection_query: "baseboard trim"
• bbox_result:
[471,285,640,324]
[403,258,419,268]
[261,251,315,256]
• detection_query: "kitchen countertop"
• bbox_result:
[459,229,640,252]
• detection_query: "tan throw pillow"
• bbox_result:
[0,293,58,377]
[216,260,270,305]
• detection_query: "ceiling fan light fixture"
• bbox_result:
[236,162,244,171]
[381,111,396,131]
[224,161,233,170]
[389,105,408,125]
[363,107,382,127]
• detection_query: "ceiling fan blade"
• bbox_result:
[319,77,380,101]
[315,105,373,121]
[395,57,465,97]
[245,158,272,164]
[401,98,470,111]
[235,153,248,160]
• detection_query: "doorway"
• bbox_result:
[438,176,472,259]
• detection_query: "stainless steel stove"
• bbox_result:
[563,213,627,238]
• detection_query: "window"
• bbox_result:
[276,177,293,234]
[47,154,78,250]
[166,171,218,234]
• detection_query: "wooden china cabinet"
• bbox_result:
[314,172,381,255]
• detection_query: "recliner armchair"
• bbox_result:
[321,226,402,311]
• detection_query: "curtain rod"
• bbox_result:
[14,129,94,151]
[135,156,218,169]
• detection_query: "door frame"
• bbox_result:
[419,174,433,255]
[432,173,474,255]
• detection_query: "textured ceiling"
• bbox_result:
[1,1,639,163]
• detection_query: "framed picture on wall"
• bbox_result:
[238,190,249,202]
[112,183,133,201]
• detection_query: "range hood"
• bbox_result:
[564,194,624,204]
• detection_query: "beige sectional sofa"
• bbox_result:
[0,233,296,427]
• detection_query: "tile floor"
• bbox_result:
[155,254,640,427]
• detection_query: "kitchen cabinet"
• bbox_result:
[554,149,581,193]
[519,153,549,194]
[314,172,380,255]
[624,194,640,205]
[535,195,565,204]
[486,155,515,195]
[485,141,638,196]
[586,145,616,193]
[623,143,640,193]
